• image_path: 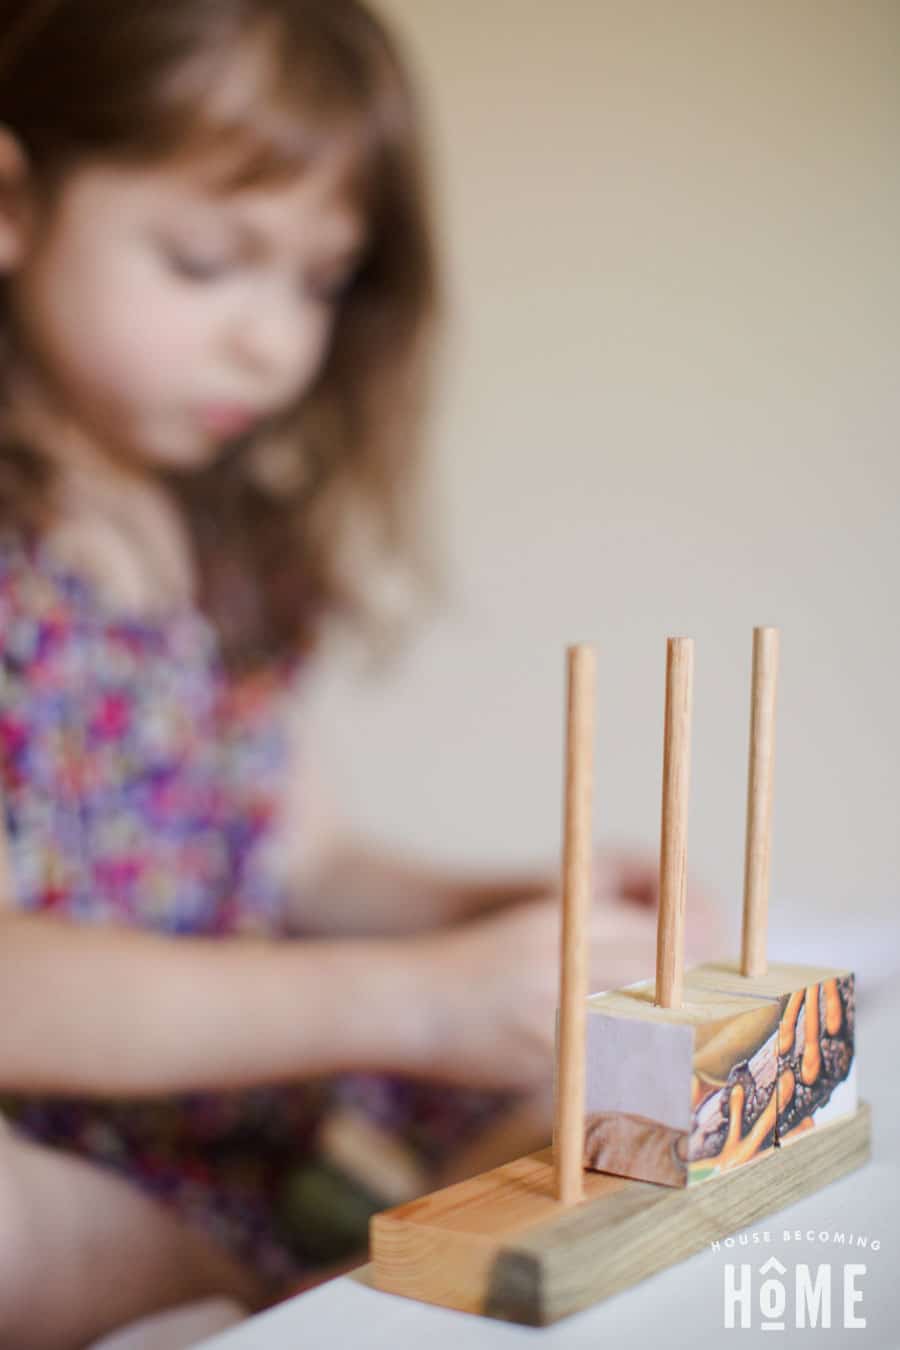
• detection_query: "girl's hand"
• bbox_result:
[591,845,728,966]
[448,845,725,966]
[420,893,663,1094]
[419,848,728,1094]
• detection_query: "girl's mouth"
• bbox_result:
[199,404,258,436]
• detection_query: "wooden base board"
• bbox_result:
[370,1102,870,1327]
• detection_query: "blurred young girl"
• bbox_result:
[0,2,707,1344]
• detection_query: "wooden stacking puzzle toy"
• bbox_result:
[371,629,870,1326]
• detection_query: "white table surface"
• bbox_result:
[199,926,900,1350]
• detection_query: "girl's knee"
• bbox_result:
[0,1122,262,1347]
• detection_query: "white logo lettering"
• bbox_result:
[844,1264,866,1330]
[759,1257,787,1331]
[796,1264,831,1329]
[724,1264,752,1329]
[721,1255,870,1330]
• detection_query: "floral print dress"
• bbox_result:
[0,526,507,1297]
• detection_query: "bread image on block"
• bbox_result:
[582,980,782,1187]
[686,962,857,1147]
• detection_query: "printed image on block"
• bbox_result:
[686,1002,781,1182]
[582,985,781,1188]
[684,963,858,1147]
[777,975,856,1145]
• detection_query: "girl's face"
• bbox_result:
[3,149,365,475]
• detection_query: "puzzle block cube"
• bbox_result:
[685,962,857,1148]
[582,981,782,1188]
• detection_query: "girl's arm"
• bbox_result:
[0,911,436,1098]
[285,833,550,936]
[284,830,719,940]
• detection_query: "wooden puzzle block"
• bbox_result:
[686,961,857,1146]
[582,978,782,1187]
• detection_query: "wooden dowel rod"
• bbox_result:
[554,643,596,1206]
[656,637,694,1009]
[741,626,780,977]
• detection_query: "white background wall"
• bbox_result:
[307,0,899,938]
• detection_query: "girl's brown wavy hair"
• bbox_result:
[0,0,439,674]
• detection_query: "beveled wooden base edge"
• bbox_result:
[371,1103,871,1327]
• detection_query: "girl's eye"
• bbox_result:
[166,250,236,282]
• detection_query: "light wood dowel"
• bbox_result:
[741,626,780,977]
[553,643,596,1206]
[656,637,694,1009]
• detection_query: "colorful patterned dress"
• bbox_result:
[0,525,507,1297]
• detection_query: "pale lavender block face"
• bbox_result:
[584,1013,693,1134]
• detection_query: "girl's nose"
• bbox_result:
[229,284,327,390]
